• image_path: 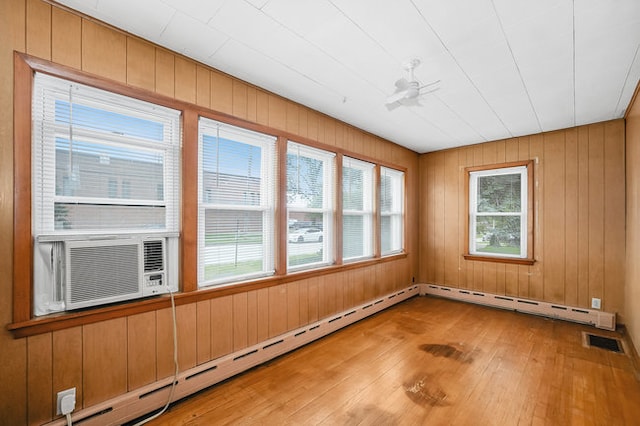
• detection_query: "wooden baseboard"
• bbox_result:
[420,283,616,331]
[45,285,421,426]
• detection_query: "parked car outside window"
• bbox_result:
[288,228,323,243]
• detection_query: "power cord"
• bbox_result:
[133,286,179,425]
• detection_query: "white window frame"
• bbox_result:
[197,118,277,287]
[31,72,181,316]
[380,167,405,256]
[286,141,335,271]
[342,156,374,262]
[468,165,528,259]
[32,72,181,237]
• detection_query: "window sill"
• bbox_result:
[7,252,408,339]
[463,254,535,266]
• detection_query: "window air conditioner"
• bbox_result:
[64,237,171,310]
[34,235,179,315]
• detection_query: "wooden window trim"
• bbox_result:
[10,52,410,338]
[335,153,344,266]
[463,160,535,265]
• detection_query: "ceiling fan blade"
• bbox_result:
[418,86,440,96]
[386,89,409,105]
[400,97,422,107]
[419,79,441,90]
[385,101,402,111]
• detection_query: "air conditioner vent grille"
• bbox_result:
[68,243,139,304]
[144,240,164,272]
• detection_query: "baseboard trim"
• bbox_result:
[46,285,421,426]
[420,283,616,331]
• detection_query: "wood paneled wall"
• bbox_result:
[0,1,418,424]
[418,122,626,320]
[625,87,640,355]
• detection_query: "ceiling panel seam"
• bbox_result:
[409,0,511,141]
[490,0,542,135]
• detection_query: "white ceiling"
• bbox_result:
[56,0,640,153]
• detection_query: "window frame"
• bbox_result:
[379,166,405,256]
[31,72,182,236]
[464,161,535,265]
[286,141,336,271]
[197,117,277,287]
[342,156,375,262]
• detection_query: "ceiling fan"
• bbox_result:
[385,59,440,110]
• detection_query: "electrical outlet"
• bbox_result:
[591,298,601,310]
[56,388,76,415]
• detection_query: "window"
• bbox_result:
[32,73,181,234]
[342,156,374,261]
[466,162,533,263]
[31,72,181,315]
[198,118,276,286]
[287,141,335,270]
[380,167,404,255]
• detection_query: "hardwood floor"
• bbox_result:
[145,296,640,425]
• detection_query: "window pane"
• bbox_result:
[32,73,180,236]
[287,153,324,209]
[343,214,366,259]
[343,157,374,261]
[198,118,276,286]
[380,215,392,253]
[343,167,364,210]
[56,138,164,201]
[56,100,164,141]
[380,167,404,255]
[474,215,521,256]
[202,209,267,281]
[55,203,165,230]
[477,173,521,213]
[288,213,324,267]
[202,135,262,206]
[287,142,334,269]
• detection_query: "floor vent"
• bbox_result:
[584,333,624,353]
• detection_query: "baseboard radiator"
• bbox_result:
[421,283,616,331]
[46,285,420,426]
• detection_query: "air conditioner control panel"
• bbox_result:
[143,272,166,295]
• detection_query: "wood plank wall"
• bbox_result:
[0,1,418,424]
[418,122,626,322]
[625,87,640,356]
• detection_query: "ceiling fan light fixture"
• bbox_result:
[405,81,420,99]
[385,59,439,108]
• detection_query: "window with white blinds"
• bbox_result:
[31,73,181,236]
[287,141,335,270]
[380,166,405,255]
[198,118,276,286]
[342,156,374,261]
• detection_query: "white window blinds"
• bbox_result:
[380,166,404,255]
[198,118,276,286]
[286,141,335,270]
[31,72,181,236]
[342,156,374,261]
